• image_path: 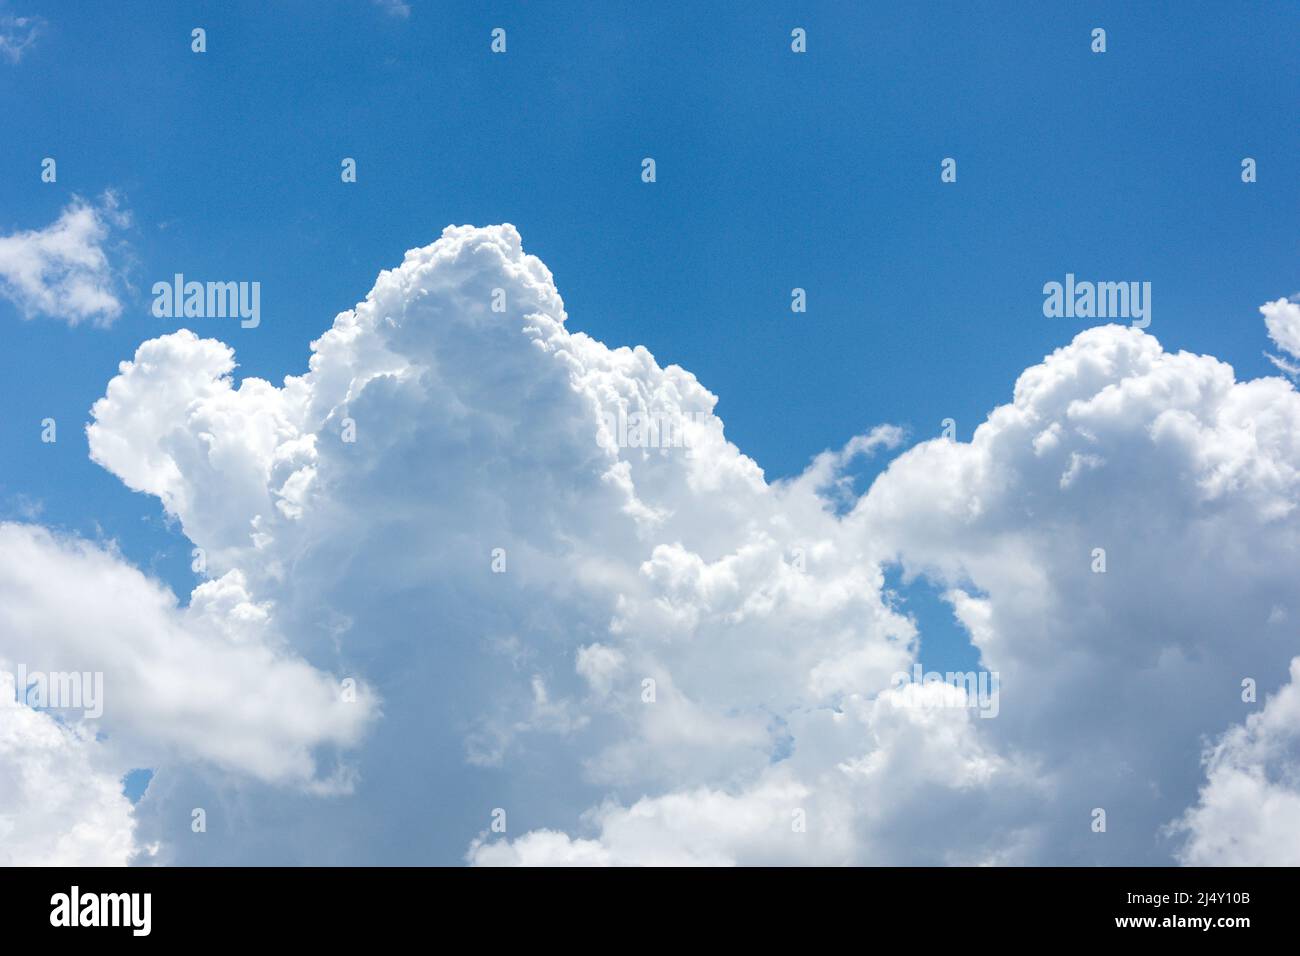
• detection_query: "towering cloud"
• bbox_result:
[1,224,1289,864]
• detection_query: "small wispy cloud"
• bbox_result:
[0,14,44,63]
[373,0,410,19]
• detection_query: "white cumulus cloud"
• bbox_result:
[0,194,129,326]
[1262,297,1300,377]
[48,222,1300,865]
[0,672,135,866]
[1171,657,1300,865]
[0,522,380,863]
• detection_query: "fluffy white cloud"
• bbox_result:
[1171,657,1300,865]
[54,223,1300,864]
[854,321,1300,863]
[0,673,135,866]
[1262,297,1300,377]
[472,681,1042,866]
[0,522,379,863]
[0,523,377,788]
[0,194,128,326]
[86,225,1022,864]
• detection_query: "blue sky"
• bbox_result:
[1,2,1298,866]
